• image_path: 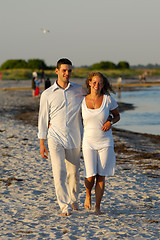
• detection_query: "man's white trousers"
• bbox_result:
[48,138,80,213]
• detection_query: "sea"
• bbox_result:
[0,79,160,136]
[114,85,160,135]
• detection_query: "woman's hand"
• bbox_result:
[101,121,112,132]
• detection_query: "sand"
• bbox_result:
[0,80,160,239]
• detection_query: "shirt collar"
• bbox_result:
[51,81,73,91]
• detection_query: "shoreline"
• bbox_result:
[1,87,160,166]
[15,99,135,127]
[1,87,160,158]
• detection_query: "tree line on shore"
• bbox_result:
[1,59,160,80]
[0,59,130,70]
[1,58,159,71]
[0,59,51,70]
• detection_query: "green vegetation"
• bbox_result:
[27,59,47,70]
[91,61,130,70]
[72,68,160,79]
[0,59,130,70]
[0,69,57,80]
[0,59,51,70]
[0,59,160,80]
[117,61,130,69]
[1,68,160,80]
[0,59,28,69]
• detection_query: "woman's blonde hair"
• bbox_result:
[86,72,115,95]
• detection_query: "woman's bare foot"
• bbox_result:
[84,196,91,210]
[94,207,102,215]
[71,202,78,210]
[60,211,70,217]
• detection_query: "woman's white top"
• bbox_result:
[82,94,118,150]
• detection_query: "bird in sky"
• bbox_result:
[41,28,50,34]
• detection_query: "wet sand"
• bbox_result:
[0,84,160,239]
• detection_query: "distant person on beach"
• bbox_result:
[31,77,36,96]
[40,69,45,83]
[38,58,86,216]
[139,74,142,83]
[142,71,147,83]
[32,71,38,96]
[81,72,120,214]
[44,77,51,89]
[0,72,2,80]
[116,76,122,98]
[139,71,147,83]
[32,71,37,78]
[34,76,40,97]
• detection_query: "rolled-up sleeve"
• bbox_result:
[38,92,49,139]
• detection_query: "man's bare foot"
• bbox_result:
[94,207,102,215]
[84,196,91,210]
[71,202,78,210]
[60,211,70,217]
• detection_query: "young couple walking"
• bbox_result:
[38,58,120,216]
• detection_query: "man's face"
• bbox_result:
[55,64,72,83]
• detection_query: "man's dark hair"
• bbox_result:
[56,58,72,69]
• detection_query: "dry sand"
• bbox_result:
[0,80,160,239]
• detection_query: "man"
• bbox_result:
[44,77,51,90]
[38,58,86,216]
[40,69,45,83]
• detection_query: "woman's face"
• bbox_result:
[89,76,103,94]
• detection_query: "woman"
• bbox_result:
[82,72,120,214]
[34,76,40,97]
[31,77,36,96]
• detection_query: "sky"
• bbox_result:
[1,0,160,67]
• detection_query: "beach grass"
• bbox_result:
[1,68,160,80]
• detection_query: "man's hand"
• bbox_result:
[40,139,48,159]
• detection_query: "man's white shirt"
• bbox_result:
[38,81,86,149]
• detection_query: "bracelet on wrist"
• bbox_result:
[108,120,113,125]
